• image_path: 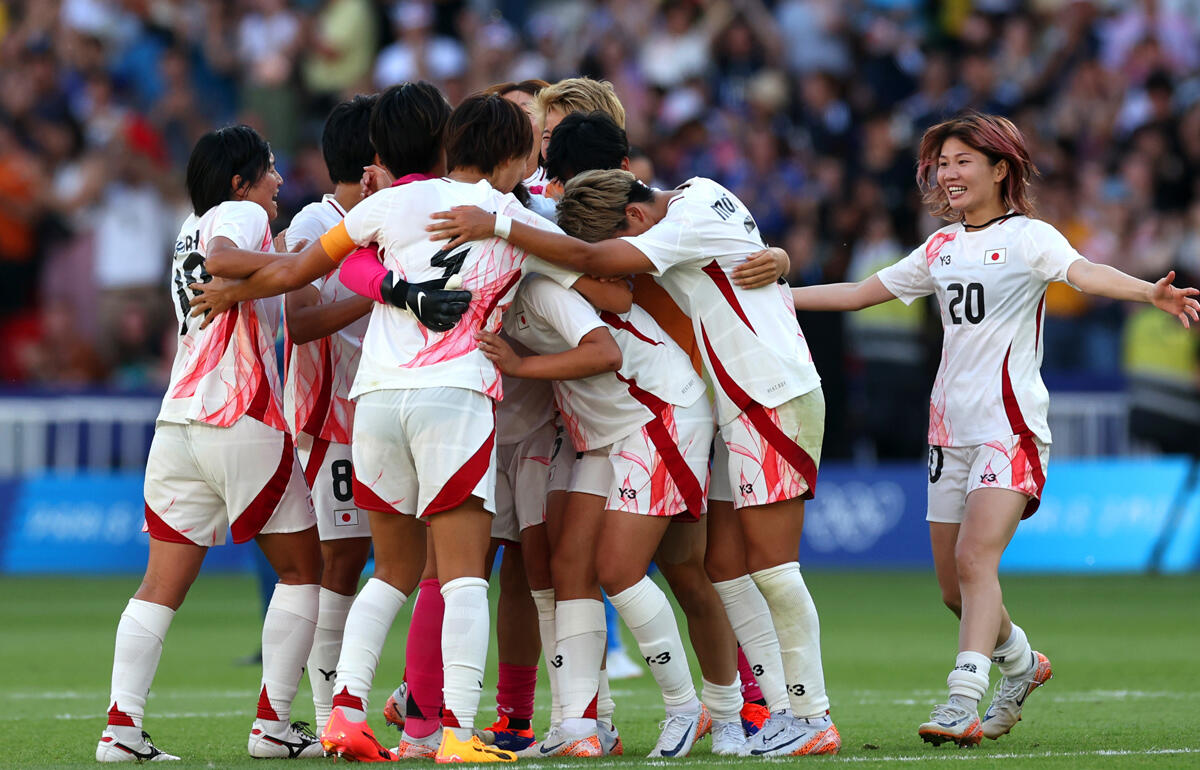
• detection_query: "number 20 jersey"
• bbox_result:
[877,216,1085,447]
[158,200,286,430]
[330,177,579,401]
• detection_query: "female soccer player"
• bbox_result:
[427,169,842,757]
[788,113,1199,746]
[96,126,323,762]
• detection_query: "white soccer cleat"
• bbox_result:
[710,719,748,756]
[393,728,442,759]
[982,650,1053,739]
[918,702,983,747]
[515,723,602,758]
[247,720,324,758]
[647,704,711,758]
[97,729,180,762]
[598,721,623,756]
[740,712,841,756]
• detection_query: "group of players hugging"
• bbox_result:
[95,76,1198,764]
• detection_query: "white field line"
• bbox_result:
[531,749,1200,768]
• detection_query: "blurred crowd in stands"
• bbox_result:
[0,0,1197,459]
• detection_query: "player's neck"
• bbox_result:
[446,167,485,185]
[332,183,361,213]
[960,198,1008,230]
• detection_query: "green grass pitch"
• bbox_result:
[5,571,1199,768]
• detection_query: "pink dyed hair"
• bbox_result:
[916,112,1039,221]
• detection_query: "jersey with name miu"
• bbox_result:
[322,177,579,401]
[620,177,820,425]
[159,200,286,430]
[505,273,704,452]
[282,194,368,444]
[877,215,1085,447]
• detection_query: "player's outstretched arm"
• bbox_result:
[285,286,373,344]
[476,328,622,380]
[791,274,898,311]
[428,206,653,277]
[1067,262,1200,328]
[732,246,789,289]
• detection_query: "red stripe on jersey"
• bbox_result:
[352,473,402,514]
[615,373,705,519]
[107,703,137,727]
[1034,293,1046,355]
[302,435,331,490]
[144,502,194,545]
[230,433,295,544]
[1000,346,1030,437]
[300,339,335,437]
[1000,345,1045,518]
[599,310,662,347]
[701,260,755,332]
[423,424,496,517]
[701,324,817,499]
[171,305,240,399]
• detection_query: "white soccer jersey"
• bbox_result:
[505,273,705,451]
[325,178,580,401]
[282,195,368,443]
[159,201,286,430]
[876,215,1085,447]
[496,372,556,446]
[620,177,821,425]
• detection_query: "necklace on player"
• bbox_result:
[962,211,1021,231]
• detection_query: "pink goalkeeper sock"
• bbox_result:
[738,646,765,703]
[496,663,538,724]
[403,579,445,739]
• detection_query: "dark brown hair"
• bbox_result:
[917,112,1038,221]
[444,93,533,174]
[484,79,551,99]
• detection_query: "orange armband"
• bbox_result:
[318,221,356,264]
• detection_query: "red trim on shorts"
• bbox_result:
[423,425,495,517]
[352,473,402,514]
[701,260,755,332]
[300,339,335,437]
[700,324,818,500]
[302,434,331,489]
[599,310,662,348]
[144,502,193,544]
[615,373,706,519]
[230,433,295,544]
[1000,346,1046,518]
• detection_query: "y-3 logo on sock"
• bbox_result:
[318,668,336,682]
[954,663,978,673]
[644,652,672,665]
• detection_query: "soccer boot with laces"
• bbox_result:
[710,719,748,756]
[247,720,324,758]
[382,682,407,731]
[598,721,623,756]
[434,728,517,763]
[393,729,442,759]
[740,701,770,735]
[320,706,397,761]
[97,729,180,762]
[482,715,537,751]
[740,712,841,756]
[982,651,1053,739]
[918,702,983,747]
[516,723,603,758]
[647,704,711,758]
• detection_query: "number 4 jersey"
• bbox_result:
[159,200,286,430]
[877,215,1085,447]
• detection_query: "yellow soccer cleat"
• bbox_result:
[434,728,517,763]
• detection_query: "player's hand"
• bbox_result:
[188,277,243,328]
[1151,270,1200,328]
[381,272,472,332]
[475,330,523,374]
[272,229,289,253]
[361,164,394,198]
[427,205,496,250]
[733,246,788,288]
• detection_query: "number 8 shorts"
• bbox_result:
[296,431,370,540]
[143,416,315,546]
[926,433,1050,523]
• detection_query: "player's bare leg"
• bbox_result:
[308,536,370,727]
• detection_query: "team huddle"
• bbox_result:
[96,77,1200,764]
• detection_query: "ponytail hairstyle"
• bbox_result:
[916,112,1038,221]
[556,169,654,243]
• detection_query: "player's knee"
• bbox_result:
[596,560,639,597]
[953,541,991,584]
[704,545,744,584]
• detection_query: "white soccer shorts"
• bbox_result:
[491,420,556,542]
[295,431,370,540]
[351,387,497,518]
[708,437,733,503]
[719,387,824,510]
[143,417,315,547]
[546,419,577,494]
[926,433,1050,523]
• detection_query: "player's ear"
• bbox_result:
[230,174,246,200]
[992,158,1009,184]
[620,156,630,171]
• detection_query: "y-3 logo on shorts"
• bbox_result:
[979,473,997,484]
[618,488,637,501]
[739,483,754,496]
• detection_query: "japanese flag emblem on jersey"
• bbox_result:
[516,312,530,331]
[334,508,359,527]
[985,248,1007,265]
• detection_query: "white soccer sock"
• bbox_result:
[107,599,175,740]
[441,577,490,740]
[608,577,698,714]
[701,677,743,724]
[307,588,355,727]
[530,588,562,726]
[332,578,408,721]
[947,651,991,708]
[751,563,829,717]
[257,583,320,732]
[554,598,605,726]
[597,668,615,730]
[713,574,790,713]
[992,623,1034,678]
